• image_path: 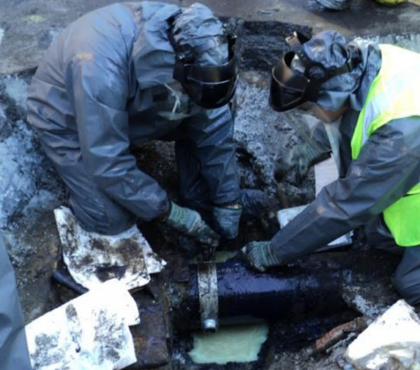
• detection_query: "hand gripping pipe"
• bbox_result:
[170,251,398,331]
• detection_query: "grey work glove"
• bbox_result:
[243,241,283,272]
[275,141,329,181]
[165,202,220,247]
[212,204,242,240]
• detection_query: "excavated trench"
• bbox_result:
[1,19,419,370]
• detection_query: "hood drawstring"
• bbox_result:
[155,83,193,121]
[164,83,182,115]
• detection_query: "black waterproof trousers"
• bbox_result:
[367,219,420,305]
[0,235,32,369]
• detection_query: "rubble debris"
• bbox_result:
[26,279,140,370]
[54,206,166,291]
[345,300,420,370]
[129,300,171,369]
[306,317,369,356]
[341,283,400,319]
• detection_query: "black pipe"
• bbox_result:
[52,269,88,295]
[171,251,398,330]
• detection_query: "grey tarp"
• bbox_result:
[270,110,420,304]
[27,2,240,234]
[0,234,32,369]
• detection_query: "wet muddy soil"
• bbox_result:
[1,23,413,368]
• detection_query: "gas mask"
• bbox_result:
[167,14,238,110]
[269,32,361,112]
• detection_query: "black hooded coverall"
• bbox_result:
[27,2,240,236]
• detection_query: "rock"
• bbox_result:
[345,300,420,370]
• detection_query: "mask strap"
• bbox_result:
[166,10,182,49]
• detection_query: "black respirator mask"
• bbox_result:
[269,32,361,112]
[167,16,238,109]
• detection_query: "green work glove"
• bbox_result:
[275,141,329,180]
[165,202,220,247]
[212,203,242,240]
[243,241,283,272]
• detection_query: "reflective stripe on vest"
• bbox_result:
[351,44,420,247]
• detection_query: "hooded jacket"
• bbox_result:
[270,38,420,263]
[27,2,240,221]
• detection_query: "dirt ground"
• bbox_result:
[1,0,420,369]
[0,69,401,370]
[3,0,420,75]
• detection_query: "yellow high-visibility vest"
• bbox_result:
[351,44,420,247]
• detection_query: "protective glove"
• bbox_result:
[275,141,329,181]
[212,203,242,240]
[243,241,283,272]
[165,202,220,247]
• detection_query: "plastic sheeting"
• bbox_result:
[277,205,352,251]
[55,206,165,290]
[277,158,352,251]
[26,279,140,370]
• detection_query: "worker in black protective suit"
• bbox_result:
[244,30,420,305]
[27,2,265,286]
[0,233,32,369]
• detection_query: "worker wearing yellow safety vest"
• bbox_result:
[244,30,420,304]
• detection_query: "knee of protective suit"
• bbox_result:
[393,270,420,306]
[240,189,270,219]
[69,196,136,236]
